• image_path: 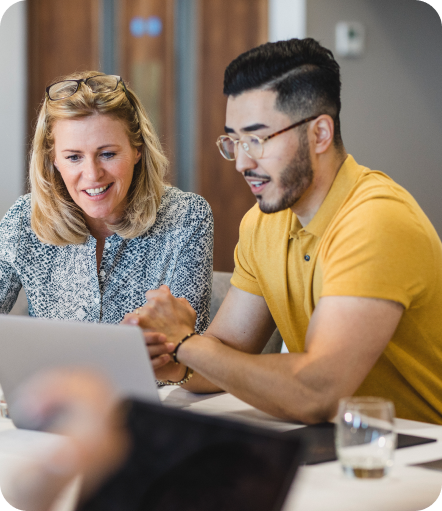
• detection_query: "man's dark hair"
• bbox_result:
[224,38,343,148]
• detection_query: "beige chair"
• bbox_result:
[9,288,29,316]
[210,271,283,354]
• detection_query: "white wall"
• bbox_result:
[0,1,26,218]
[307,0,442,236]
[269,0,306,41]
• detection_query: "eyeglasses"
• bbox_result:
[45,74,128,101]
[216,115,319,161]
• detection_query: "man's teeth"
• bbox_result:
[86,184,111,196]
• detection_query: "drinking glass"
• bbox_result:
[0,385,9,418]
[335,397,396,479]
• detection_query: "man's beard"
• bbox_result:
[258,131,313,214]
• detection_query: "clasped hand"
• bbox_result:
[121,285,197,381]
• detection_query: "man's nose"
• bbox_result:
[235,144,258,174]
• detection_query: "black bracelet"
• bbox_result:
[172,332,198,364]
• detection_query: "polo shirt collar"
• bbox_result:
[289,154,361,238]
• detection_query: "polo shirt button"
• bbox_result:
[94,297,100,304]
[304,255,310,261]
[100,270,106,277]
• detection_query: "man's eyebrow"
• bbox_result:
[241,123,269,133]
[224,123,269,134]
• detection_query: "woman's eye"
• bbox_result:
[101,152,116,159]
[66,154,81,162]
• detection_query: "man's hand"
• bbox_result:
[121,286,197,381]
[123,285,197,344]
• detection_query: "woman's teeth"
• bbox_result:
[251,181,265,187]
[85,184,111,196]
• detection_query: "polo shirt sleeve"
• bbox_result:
[319,197,433,309]
[231,210,263,297]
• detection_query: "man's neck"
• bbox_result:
[291,149,348,227]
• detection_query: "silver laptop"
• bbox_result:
[0,315,160,427]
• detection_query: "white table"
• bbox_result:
[0,387,441,511]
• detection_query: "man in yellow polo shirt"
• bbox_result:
[126,38,442,424]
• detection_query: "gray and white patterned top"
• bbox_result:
[0,187,213,332]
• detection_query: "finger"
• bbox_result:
[151,354,171,369]
[147,343,175,358]
[145,285,171,301]
[121,314,140,326]
[143,332,168,345]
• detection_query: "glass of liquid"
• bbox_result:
[0,385,9,418]
[335,397,396,479]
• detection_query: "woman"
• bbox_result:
[0,72,213,331]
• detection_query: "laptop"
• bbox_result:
[0,315,160,427]
[78,399,304,511]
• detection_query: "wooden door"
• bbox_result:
[27,0,100,141]
[197,0,268,272]
[118,0,175,182]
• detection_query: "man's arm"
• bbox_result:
[125,285,403,423]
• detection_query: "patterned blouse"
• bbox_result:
[0,187,213,332]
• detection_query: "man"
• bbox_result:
[125,38,442,424]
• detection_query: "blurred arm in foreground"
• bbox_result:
[4,370,129,511]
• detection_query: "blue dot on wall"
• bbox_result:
[130,17,145,38]
[145,16,163,37]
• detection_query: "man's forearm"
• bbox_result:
[178,334,335,423]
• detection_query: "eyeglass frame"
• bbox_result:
[45,74,132,103]
[216,115,320,161]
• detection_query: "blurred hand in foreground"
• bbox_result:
[5,369,129,511]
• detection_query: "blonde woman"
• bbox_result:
[0,72,213,331]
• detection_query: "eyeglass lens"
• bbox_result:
[48,75,120,101]
[218,135,263,160]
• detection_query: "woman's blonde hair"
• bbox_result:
[30,70,168,245]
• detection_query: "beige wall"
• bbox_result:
[0,1,26,218]
[307,0,442,236]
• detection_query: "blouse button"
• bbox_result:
[100,270,106,277]
[105,242,111,249]
[94,297,100,304]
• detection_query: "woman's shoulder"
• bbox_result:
[157,187,213,224]
[0,194,32,251]
[0,194,31,228]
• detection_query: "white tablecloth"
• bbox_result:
[0,387,440,511]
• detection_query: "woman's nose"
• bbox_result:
[84,158,104,181]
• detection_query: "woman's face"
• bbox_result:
[53,114,141,230]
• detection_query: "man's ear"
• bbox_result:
[311,115,335,154]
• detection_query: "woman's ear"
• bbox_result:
[135,148,142,164]
[53,160,59,171]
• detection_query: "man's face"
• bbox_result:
[225,89,313,214]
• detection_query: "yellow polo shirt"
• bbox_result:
[231,155,442,424]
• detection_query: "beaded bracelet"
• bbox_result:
[158,366,194,386]
[172,332,198,364]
